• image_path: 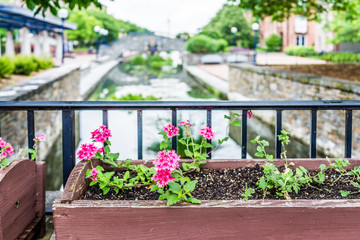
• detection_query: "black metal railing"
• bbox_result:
[0,100,359,185]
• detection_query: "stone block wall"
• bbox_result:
[0,65,81,161]
[229,63,360,157]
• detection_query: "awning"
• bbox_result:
[0,3,76,32]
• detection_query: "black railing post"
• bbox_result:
[310,109,317,158]
[62,110,76,186]
[241,110,247,159]
[172,109,177,153]
[275,110,282,159]
[137,110,143,159]
[102,110,108,127]
[206,109,212,159]
[27,110,35,160]
[345,110,353,158]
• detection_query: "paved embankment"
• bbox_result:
[184,65,229,99]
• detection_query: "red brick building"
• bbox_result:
[259,14,335,52]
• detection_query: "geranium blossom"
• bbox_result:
[77,143,101,161]
[34,134,47,146]
[163,124,179,138]
[178,120,192,126]
[199,126,214,140]
[0,138,14,158]
[152,150,180,187]
[88,168,99,181]
[247,110,253,119]
[91,125,112,143]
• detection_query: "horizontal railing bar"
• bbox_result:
[0,100,360,111]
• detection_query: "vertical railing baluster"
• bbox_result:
[206,109,212,159]
[172,109,177,153]
[275,110,282,159]
[310,109,317,158]
[137,110,143,159]
[102,110,108,127]
[27,110,35,160]
[345,110,353,158]
[241,110,247,159]
[62,110,76,186]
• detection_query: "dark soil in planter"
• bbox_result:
[82,165,360,201]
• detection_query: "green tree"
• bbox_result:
[265,34,282,51]
[232,0,352,21]
[202,4,252,48]
[66,11,103,46]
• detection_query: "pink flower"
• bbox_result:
[154,150,179,172]
[91,125,112,143]
[199,126,214,140]
[247,110,253,119]
[163,124,179,138]
[0,138,7,148]
[151,169,176,187]
[178,120,192,126]
[5,145,14,155]
[97,148,104,153]
[1,152,7,158]
[87,168,99,181]
[77,143,100,161]
[33,134,46,146]
[152,150,180,187]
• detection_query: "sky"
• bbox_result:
[100,0,228,37]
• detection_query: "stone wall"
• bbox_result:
[0,65,81,161]
[229,63,360,157]
[183,52,253,66]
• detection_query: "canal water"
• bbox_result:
[45,52,324,190]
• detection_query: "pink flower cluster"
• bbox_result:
[247,110,253,119]
[88,168,99,181]
[33,134,46,146]
[199,126,214,140]
[163,124,179,138]
[178,120,192,126]
[0,138,14,158]
[152,150,180,187]
[91,125,112,143]
[77,143,102,161]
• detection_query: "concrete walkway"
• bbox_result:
[197,64,229,81]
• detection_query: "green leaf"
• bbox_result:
[167,194,180,206]
[168,182,181,194]
[231,120,241,126]
[104,145,111,154]
[89,181,97,186]
[184,180,197,192]
[160,141,168,150]
[114,188,119,194]
[254,152,264,158]
[340,190,350,197]
[320,164,327,171]
[184,150,193,157]
[199,161,207,165]
[102,187,110,195]
[260,140,269,147]
[187,197,201,204]
[257,146,264,152]
[124,171,130,180]
[182,163,190,171]
[108,153,119,161]
[203,142,213,148]
[258,177,267,190]
[179,139,186,145]
[150,185,159,192]
[224,115,231,120]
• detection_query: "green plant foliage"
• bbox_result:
[284,46,318,57]
[320,52,360,63]
[112,94,161,101]
[13,55,37,76]
[0,56,15,78]
[202,4,252,48]
[32,56,54,71]
[185,35,228,53]
[265,34,282,52]
[232,0,351,22]
[129,55,145,66]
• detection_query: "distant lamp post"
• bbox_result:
[94,25,101,59]
[58,8,69,64]
[231,27,237,46]
[251,22,260,64]
[99,28,108,45]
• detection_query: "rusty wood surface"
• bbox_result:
[53,199,360,240]
[0,160,37,240]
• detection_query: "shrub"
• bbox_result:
[265,34,282,52]
[320,52,360,63]
[185,35,228,53]
[0,56,15,78]
[13,55,36,75]
[129,55,145,65]
[284,46,318,57]
[33,57,54,70]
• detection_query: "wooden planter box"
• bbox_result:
[0,159,46,240]
[53,158,360,239]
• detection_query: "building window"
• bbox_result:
[296,35,306,46]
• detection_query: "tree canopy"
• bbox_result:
[201,4,252,48]
[232,0,352,21]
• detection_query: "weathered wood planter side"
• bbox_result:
[54,159,360,240]
[0,159,46,240]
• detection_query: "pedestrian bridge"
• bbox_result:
[100,34,186,57]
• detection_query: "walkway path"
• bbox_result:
[257,52,327,65]
[197,64,229,81]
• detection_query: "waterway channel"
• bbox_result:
[45,53,324,190]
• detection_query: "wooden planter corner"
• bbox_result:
[54,159,360,240]
[0,159,46,240]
